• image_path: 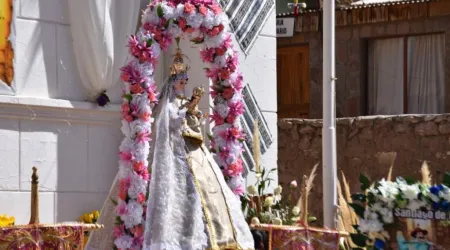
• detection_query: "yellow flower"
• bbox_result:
[247,185,257,195]
[93,211,100,220]
[263,197,274,207]
[0,214,15,227]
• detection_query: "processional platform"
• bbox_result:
[0,167,103,250]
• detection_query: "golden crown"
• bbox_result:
[169,47,190,76]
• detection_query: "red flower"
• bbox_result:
[130,84,144,94]
[222,87,234,100]
[178,17,187,29]
[133,161,145,172]
[215,47,227,56]
[226,114,237,124]
[208,26,220,37]
[132,224,145,237]
[184,2,195,14]
[211,112,225,125]
[219,68,231,80]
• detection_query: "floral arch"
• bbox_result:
[115,0,245,248]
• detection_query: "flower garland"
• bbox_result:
[349,173,450,249]
[114,0,246,249]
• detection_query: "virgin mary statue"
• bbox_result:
[86,48,254,250]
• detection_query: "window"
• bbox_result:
[367,34,445,115]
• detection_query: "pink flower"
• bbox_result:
[226,160,243,177]
[185,27,195,34]
[184,2,195,14]
[137,193,146,204]
[148,91,158,103]
[232,72,244,91]
[113,225,126,238]
[290,180,298,188]
[222,87,234,100]
[228,101,244,116]
[226,54,239,72]
[119,151,134,162]
[136,131,151,144]
[205,67,219,79]
[199,4,208,15]
[210,3,222,14]
[141,168,150,181]
[121,103,130,114]
[232,184,245,196]
[116,202,128,216]
[124,114,134,122]
[120,72,131,82]
[222,34,233,48]
[140,112,151,122]
[210,112,225,125]
[200,48,215,63]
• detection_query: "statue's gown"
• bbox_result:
[85,83,254,250]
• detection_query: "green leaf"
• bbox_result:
[207,133,213,141]
[349,203,366,218]
[444,172,450,187]
[359,174,371,191]
[403,176,417,185]
[350,233,368,247]
[110,197,118,206]
[165,18,172,29]
[351,193,367,202]
[123,94,133,101]
[146,39,153,47]
[157,4,164,18]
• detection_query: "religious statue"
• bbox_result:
[85,47,254,250]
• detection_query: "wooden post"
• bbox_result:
[302,175,308,226]
[29,167,39,224]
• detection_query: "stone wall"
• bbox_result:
[278,14,450,118]
[278,114,450,224]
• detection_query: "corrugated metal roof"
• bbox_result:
[276,0,437,17]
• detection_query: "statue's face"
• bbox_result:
[173,78,187,93]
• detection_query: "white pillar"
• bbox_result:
[322,0,338,229]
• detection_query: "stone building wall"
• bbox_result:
[278,115,450,224]
[278,14,450,118]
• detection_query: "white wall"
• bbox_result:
[0,0,277,224]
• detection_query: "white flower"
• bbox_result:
[429,193,440,202]
[407,200,427,211]
[202,9,215,29]
[114,235,133,249]
[377,179,399,203]
[274,185,283,195]
[272,218,283,225]
[359,219,383,233]
[440,191,450,202]
[383,211,394,224]
[128,174,147,199]
[186,13,203,28]
[290,180,298,189]
[161,3,175,19]
[371,202,383,212]
[292,206,301,216]
[247,185,257,195]
[121,201,143,228]
[173,3,185,17]
[215,103,229,118]
[228,176,244,191]
[250,217,260,225]
[399,183,420,200]
[264,197,274,207]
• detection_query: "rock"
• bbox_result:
[359,127,373,140]
[439,123,450,134]
[299,135,311,150]
[355,117,374,128]
[394,123,409,133]
[424,115,436,122]
[279,120,293,130]
[406,116,421,123]
[434,115,445,123]
[415,122,438,136]
[299,125,316,134]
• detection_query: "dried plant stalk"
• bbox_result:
[296,164,318,208]
[253,119,261,174]
[341,171,352,203]
[338,173,359,248]
[421,161,432,185]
